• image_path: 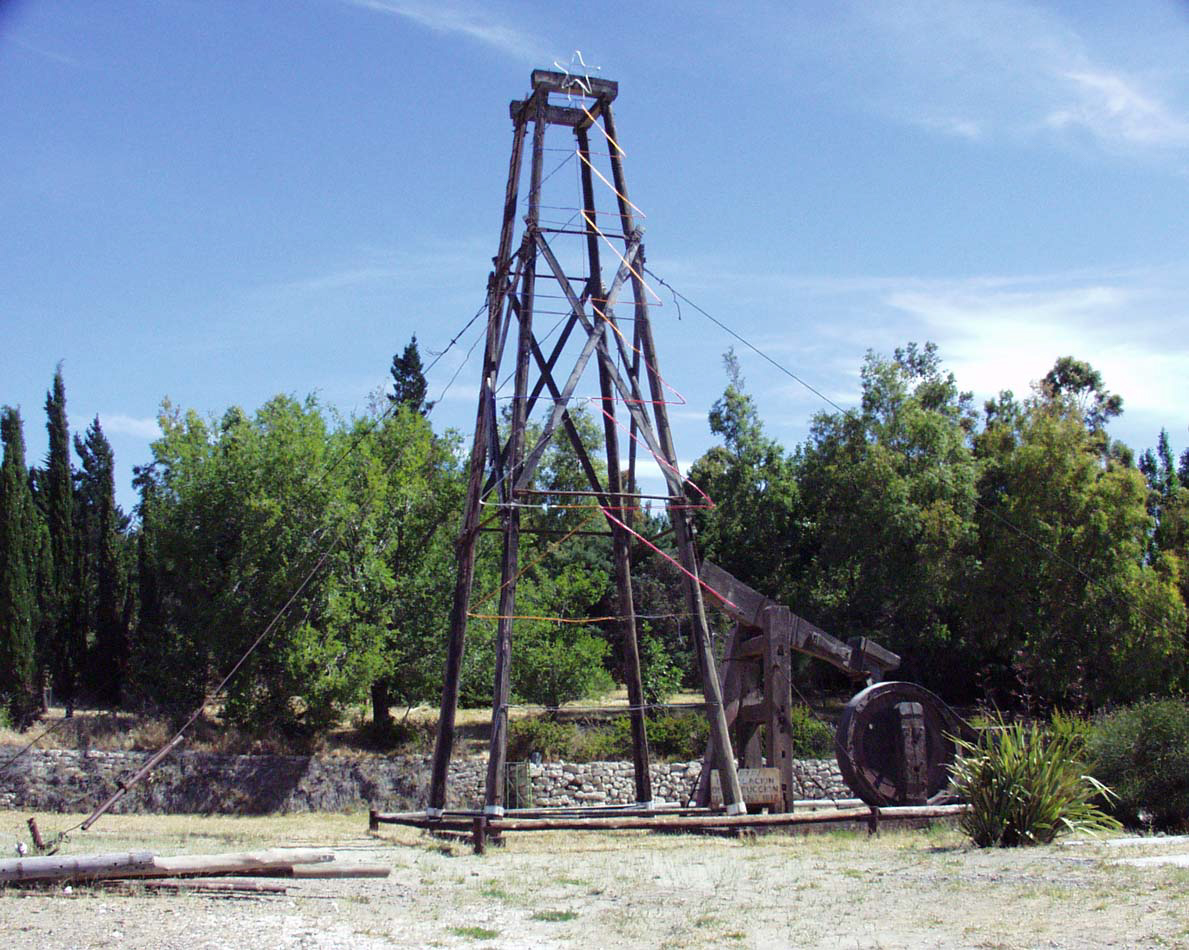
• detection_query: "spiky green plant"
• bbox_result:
[950,715,1120,847]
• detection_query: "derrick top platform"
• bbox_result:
[530,68,618,101]
[508,69,619,127]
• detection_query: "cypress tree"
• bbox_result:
[43,365,82,713]
[126,466,168,708]
[388,336,433,415]
[0,407,39,726]
[75,416,125,704]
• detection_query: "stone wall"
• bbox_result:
[0,748,849,815]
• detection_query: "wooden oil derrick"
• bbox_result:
[426,69,748,818]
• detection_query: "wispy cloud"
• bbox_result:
[651,251,1189,440]
[919,116,984,141]
[1048,70,1189,149]
[344,0,544,62]
[100,414,160,440]
[9,35,84,68]
[827,0,1189,157]
[883,276,1189,415]
[249,241,487,303]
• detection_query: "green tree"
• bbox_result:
[74,417,128,704]
[1042,356,1123,435]
[480,407,619,710]
[125,464,198,712]
[41,366,84,713]
[969,365,1185,710]
[137,391,467,736]
[511,565,615,712]
[144,395,349,733]
[1139,429,1188,561]
[333,404,463,725]
[687,350,800,602]
[792,343,980,694]
[0,408,41,726]
[388,336,433,415]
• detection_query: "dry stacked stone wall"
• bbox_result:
[0,748,849,815]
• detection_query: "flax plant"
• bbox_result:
[950,715,1119,847]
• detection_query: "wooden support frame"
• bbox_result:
[426,72,744,818]
[692,562,902,813]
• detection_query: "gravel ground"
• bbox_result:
[2,810,1188,948]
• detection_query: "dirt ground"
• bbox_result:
[2,810,1188,949]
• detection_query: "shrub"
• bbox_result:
[1088,699,1189,831]
[951,715,1119,847]
[645,712,710,760]
[356,715,436,754]
[573,716,632,761]
[506,712,713,763]
[639,634,682,705]
[1049,709,1094,746]
[507,717,580,762]
[789,705,835,758]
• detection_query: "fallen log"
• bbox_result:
[126,848,334,879]
[0,848,333,884]
[1,852,156,883]
[99,878,289,896]
[287,863,391,879]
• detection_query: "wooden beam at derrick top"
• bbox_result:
[531,69,618,101]
[509,101,592,127]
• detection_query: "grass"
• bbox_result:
[479,881,514,901]
[3,809,1186,948]
[2,808,373,857]
[531,909,577,922]
[450,926,500,940]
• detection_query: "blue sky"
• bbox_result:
[3,0,1188,513]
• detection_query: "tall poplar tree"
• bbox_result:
[43,366,83,713]
[0,407,40,726]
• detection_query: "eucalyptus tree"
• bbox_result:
[792,343,980,695]
[969,364,1186,710]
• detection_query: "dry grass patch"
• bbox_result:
[4,811,1189,948]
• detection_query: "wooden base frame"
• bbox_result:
[370,804,968,853]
